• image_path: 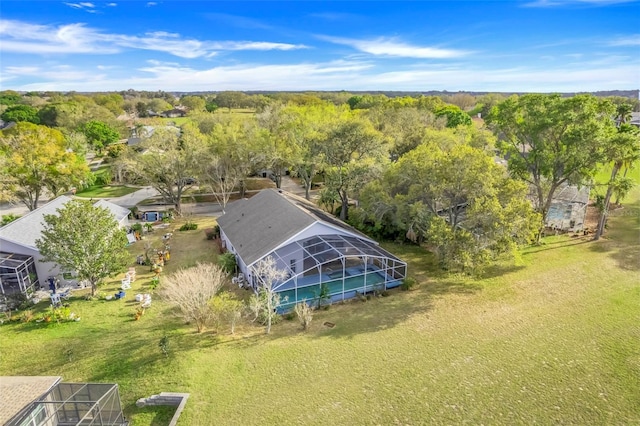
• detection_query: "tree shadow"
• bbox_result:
[588,201,640,271]
[478,264,526,280]
[523,237,593,255]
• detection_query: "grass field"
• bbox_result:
[75,185,139,198]
[1,177,639,424]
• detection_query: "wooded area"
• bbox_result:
[1,89,638,273]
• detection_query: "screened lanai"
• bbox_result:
[252,234,407,310]
[8,383,125,426]
[0,252,39,296]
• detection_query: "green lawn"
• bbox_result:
[75,185,140,198]
[1,186,639,424]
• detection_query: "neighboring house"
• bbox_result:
[0,196,130,296]
[127,125,181,147]
[630,111,640,128]
[545,183,590,232]
[162,108,187,118]
[0,120,16,130]
[0,376,126,426]
[217,189,407,311]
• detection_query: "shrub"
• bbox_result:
[400,277,417,291]
[149,277,160,290]
[5,293,30,311]
[179,221,198,231]
[93,169,112,186]
[294,301,313,331]
[159,335,169,357]
[315,283,331,309]
[131,223,143,233]
[218,252,237,274]
[1,214,21,227]
[20,310,34,323]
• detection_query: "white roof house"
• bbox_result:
[0,196,130,296]
[217,189,407,310]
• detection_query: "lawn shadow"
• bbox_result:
[523,237,593,255]
[588,202,640,271]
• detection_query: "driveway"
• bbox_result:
[105,186,159,208]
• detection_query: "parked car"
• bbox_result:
[175,177,197,185]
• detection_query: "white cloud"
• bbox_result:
[0,19,307,58]
[5,59,637,93]
[63,2,97,12]
[3,65,106,82]
[608,35,640,46]
[147,2,157,6]
[107,3,117,6]
[320,36,470,59]
[523,0,637,7]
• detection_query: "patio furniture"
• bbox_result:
[232,273,245,288]
[121,278,131,290]
[50,293,62,306]
[114,290,126,300]
[140,294,152,308]
[59,288,71,300]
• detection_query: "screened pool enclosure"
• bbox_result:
[251,234,407,310]
[0,252,39,296]
[8,383,125,426]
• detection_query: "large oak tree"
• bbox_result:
[36,200,129,296]
[0,123,90,210]
[486,94,616,238]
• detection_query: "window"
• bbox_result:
[290,259,296,273]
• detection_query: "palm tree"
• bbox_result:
[615,103,633,125]
[594,127,640,240]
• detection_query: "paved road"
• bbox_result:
[0,176,317,220]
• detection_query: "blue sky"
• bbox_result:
[1,1,638,92]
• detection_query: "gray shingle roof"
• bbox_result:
[0,376,61,424]
[0,196,72,249]
[218,189,372,266]
[93,199,131,223]
[0,196,129,249]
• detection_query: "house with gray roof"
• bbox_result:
[0,196,130,296]
[217,189,407,310]
[545,183,591,232]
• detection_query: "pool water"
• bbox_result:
[276,268,395,310]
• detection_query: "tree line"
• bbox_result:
[1,90,638,273]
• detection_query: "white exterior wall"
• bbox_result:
[119,216,130,228]
[219,228,250,282]
[0,239,62,289]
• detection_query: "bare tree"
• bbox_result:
[294,301,313,331]
[198,154,242,214]
[251,256,288,334]
[160,263,227,333]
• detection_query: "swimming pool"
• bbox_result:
[276,266,399,310]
